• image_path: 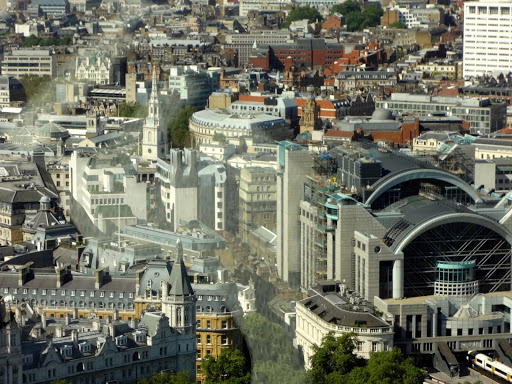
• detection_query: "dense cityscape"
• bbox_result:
[1,0,512,383]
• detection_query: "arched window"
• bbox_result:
[196,306,203,312]
[77,362,85,372]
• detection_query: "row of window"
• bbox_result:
[3,287,133,298]
[196,319,229,329]
[197,334,229,345]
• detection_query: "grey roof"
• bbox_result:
[168,240,193,296]
[300,294,388,328]
[0,272,135,292]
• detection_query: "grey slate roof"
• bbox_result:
[168,240,193,296]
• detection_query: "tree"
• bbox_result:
[137,371,194,384]
[308,333,425,384]
[308,332,364,384]
[167,105,196,149]
[330,0,360,15]
[343,4,384,31]
[201,349,250,384]
[390,21,407,29]
[346,348,425,384]
[60,36,73,45]
[118,102,148,118]
[282,6,323,29]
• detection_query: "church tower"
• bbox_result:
[86,110,100,139]
[162,239,196,333]
[142,69,167,161]
[161,239,196,372]
[299,98,322,134]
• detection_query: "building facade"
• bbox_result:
[1,49,56,78]
[238,167,277,242]
[377,93,506,135]
[463,0,512,79]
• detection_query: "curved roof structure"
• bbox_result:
[365,168,482,207]
[382,196,512,253]
[191,109,287,131]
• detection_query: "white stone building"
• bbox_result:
[75,50,111,85]
[296,282,394,369]
[69,150,149,235]
[463,0,512,78]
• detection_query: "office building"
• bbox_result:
[296,281,394,369]
[377,93,506,135]
[239,167,277,242]
[276,141,314,288]
[168,66,219,111]
[290,142,512,374]
[30,0,69,14]
[224,31,290,65]
[189,109,289,148]
[0,76,25,108]
[1,49,56,78]
[69,150,149,236]
[463,0,512,78]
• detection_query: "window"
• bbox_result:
[207,320,211,329]
[206,335,211,345]
[90,292,95,297]
[197,334,201,344]
[51,290,56,296]
[129,293,134,298]
[119,292,124,299]
[71,290,75,296]
[221,335,228,345]
[221,320,227,329]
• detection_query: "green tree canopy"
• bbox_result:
[118,102,149,118]
[341,4,384,31]
[308,332,364,384]
[347,348,425,384]
[330,0,360,15]
[282,6,323,29]
[167,105,196,149]
[308,332,426,384]
[201,349,250,384]
[137,371,194,384]
[390,21,407,29]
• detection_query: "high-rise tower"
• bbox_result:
[142,69,167,161]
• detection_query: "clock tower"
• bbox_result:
[142,69,167,161]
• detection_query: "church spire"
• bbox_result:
[169,239,193,296]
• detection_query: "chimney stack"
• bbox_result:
[41,311,47,329]
[71,329,78,348]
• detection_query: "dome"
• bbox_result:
[40,196,51,204]
[371,108,393,121]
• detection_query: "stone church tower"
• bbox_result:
[299,98,322,134]
[142,69,167,161]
